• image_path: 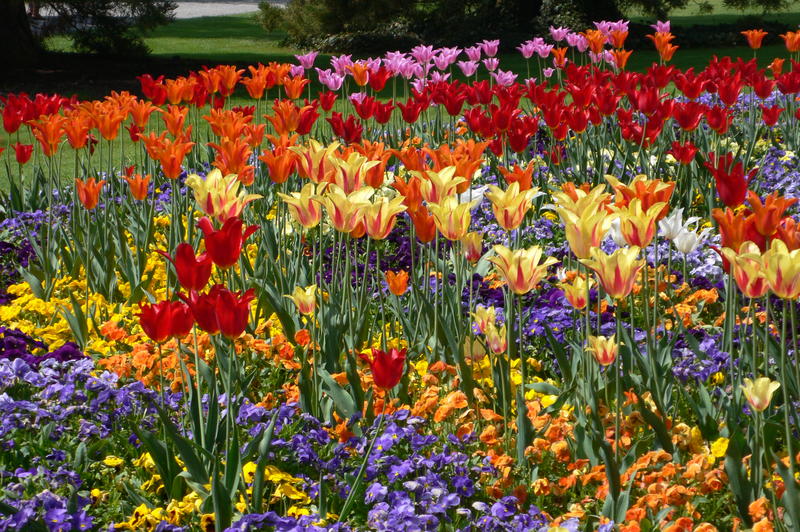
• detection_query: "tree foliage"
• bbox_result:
[44,0,177,55]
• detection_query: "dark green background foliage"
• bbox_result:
[260,0,795,53]
[42,0,177,55]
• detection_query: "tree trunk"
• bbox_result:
[0,0,39,67]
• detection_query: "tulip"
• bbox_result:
[124,173,151,201]
[462,232,483,264]
[290,139,340,183]
[580,246,644,299]
[741,377,780,412]
[489,245,558,295]
[186,169,262,224]
[704,152,754,208]
[485,182,539,231]
[747,190,798,238]
[359,348,406,389]
[762,239,800,299]
[385,271,409,296]
[318,184,374,233]
[278,183,323,229]
[427,197,476,241]
[359,195,407,240]
[181,286,226,334]
[285,285,317,315]
[741,29,768,49]
[721,242,768,299]
[12,143,33,165]
[586,335,617,366]
[616,199,667,248]
[673,226,712,255]
[197,216,259,269]
[658,208,699,241]
[158,243,213,292]
[485,323,508,354]
[560,275,590,310]
[415,166,466,205]
[471,306,496,336]
[75,178,106,210]
[139,300,194,343]
[560,207,616,259]
[216,288,256,339]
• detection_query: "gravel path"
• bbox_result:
[174,2,262,19]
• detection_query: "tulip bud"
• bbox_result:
[462,232,483,264]
[586,335,618,366]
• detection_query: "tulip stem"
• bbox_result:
[780,303,797,484]
[338,399,387,523]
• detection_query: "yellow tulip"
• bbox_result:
[462,231,483,264]
[615,198,667,247]
[414,166,465,204]
[489,244,559,295]
[580,246,644,299]
[330,151,380,194]
[720,241,768,299]
[485,182,540,231]
[359,195,407,240]
[278,182,323,229]
[559,274,590,310]
[427,196,476,241]
[762,239,800,299]
[485,323,508,354]
[586,335,617,366]
[317,184,374,233]
[290,139,339,184]
[472,305,497,334]
[285,285,317,315]
[185,168,262,224]
[741,377,780,412]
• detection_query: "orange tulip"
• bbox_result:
[124,173,151,201]
[282,75,310,99]
[780,31,800,52]
[741,29,768,50]
[410,208,437,243]
[583,29,607,54]
[142,132,195,180]
[609,29,628,49]
[129,99,158,129]
[347,63,370,86]
[92,101,126,141]
[204,108,253,139]
[385,270,409,296]
[499,162,535,191]
[243,123,266,149]
[607,175,675,221]
[611,49,632,70]
[160,105,189,138]
[266,100,314,136]
[258,145,297,184]
[165,76,192,105]
[62,110,92,150]
[209,137,254,185]
[75,177,106,210]
[551,47,569,68]
[30,115,66,157]
[658,43,679,62]
[747,190,798,238]
[391,143,427,172]
[768,58,785,78]
[353,140,392,188]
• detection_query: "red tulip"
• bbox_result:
[139,300,194,343]
[668,141,698,165]
[704,152,754,208]
[318,91,338,112]
[359,347,406,389]
[326,112,363,144]
[158,243,213,292]
[197,216,258,269]
[12,142,33,165]
[761,105,784,127]
[181,285,255,338]
[216,287,256,339]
